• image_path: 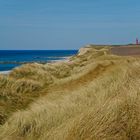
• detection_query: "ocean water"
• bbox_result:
[0,50,78,71]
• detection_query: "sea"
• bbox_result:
[0,50,78,72]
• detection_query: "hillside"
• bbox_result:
[0,45,140,140]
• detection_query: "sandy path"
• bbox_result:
[111,46,140,56]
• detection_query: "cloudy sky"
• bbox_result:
[0,0,140,50]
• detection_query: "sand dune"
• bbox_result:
[0,45,140,140]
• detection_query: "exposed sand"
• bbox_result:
[111,45,140,56]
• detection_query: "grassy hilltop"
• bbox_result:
[0,45,140,140]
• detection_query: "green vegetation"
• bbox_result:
[0,45,140,140]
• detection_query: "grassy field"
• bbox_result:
[0,45,140,140]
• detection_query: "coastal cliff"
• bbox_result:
[0,45,140,140]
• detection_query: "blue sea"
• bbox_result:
[0,50,78,72]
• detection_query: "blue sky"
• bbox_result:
[0,0,140,50]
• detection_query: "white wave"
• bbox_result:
[0,70,11,74]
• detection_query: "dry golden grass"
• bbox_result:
[0,45,140,140]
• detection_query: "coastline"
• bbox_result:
[0,50,77,75]
[0,56,72,75]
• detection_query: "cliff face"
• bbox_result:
[0,45,140,140]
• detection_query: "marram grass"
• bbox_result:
[0,46,140,140]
